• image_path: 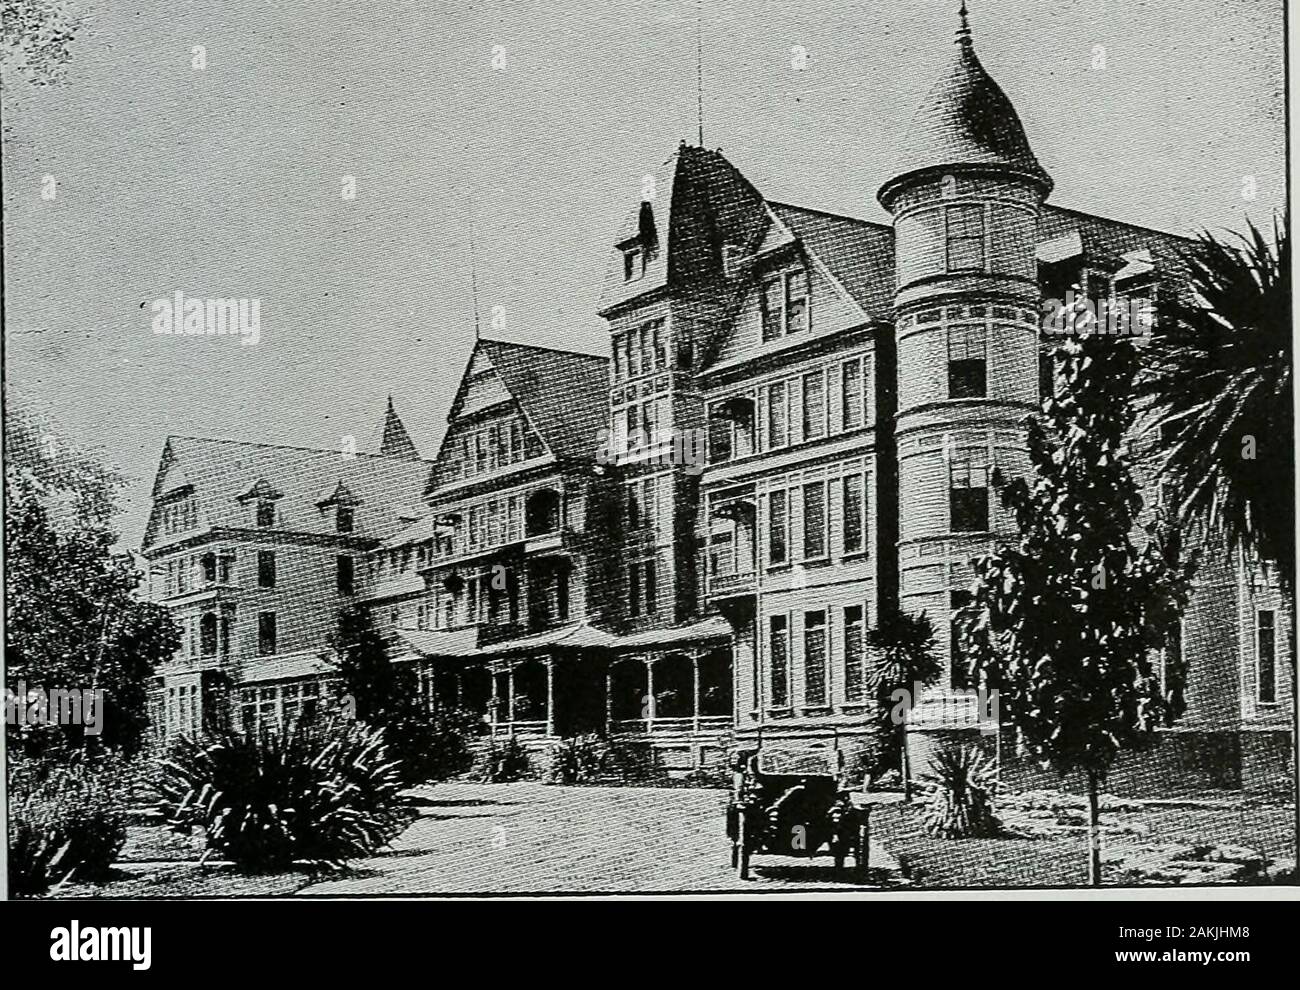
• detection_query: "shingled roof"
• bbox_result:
[143,436,431,552]
[473,338,610,462]
[768,202,896,323]
[879,10,1051,206]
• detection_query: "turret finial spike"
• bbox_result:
[958,1,972,43]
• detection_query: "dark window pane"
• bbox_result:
[843,474,864,554]
[768,490,787,565]
[258,612,277,656]
[950,590,973,690]
[770,615,789,707]
[803,482,826,558]
[802,371,825,439]
[1258,611,1276,703]
[844,605,865,703]
[258,550,276,589]
[804,611,827,706]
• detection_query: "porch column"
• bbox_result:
[489,666,499,733]
[454,670,462,708]
[645,655,657,732]
[507,662,517,736]
[604,663,613,734]
[692,651,701,733]
[545,656,556,737]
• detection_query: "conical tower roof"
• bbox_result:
[879,4,1051,207]
[379,396,420,460]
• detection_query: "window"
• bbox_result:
[1038,349,1055,403]
[642,559,657,613]
[802,370,825,440]
[1257,610,1277,704]
[708,406,733,464]
[626,483,642,529]
[950,590,972,690]
[258,612,277,656]
[950,447,989,532]
[257,550,276,589]
[256,500,275,527]
[201,552,218,584]
[785,270,809,334]
[760,269,809,341]
[842,359,864,431]
[804,610,827,706]
[337,555,354,595]
[802,481,826,559]
[761,279,784,342]
[766,382,788,449]
[948,324,987,399]
[623,247,642,282]
[946,204,985,271]
[770,615,789,708]
[628,563,642,617]
[842,473,866,555]
[1162,619,1182,696]
[200,613,218,657]
[767,489,788,566]
[844,605,866,703]
[336,505,354,534]
[709,528,735,577]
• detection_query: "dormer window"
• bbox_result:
[623,246,645,282]
[337,506,354,534]
[256,501,276,527]
[760,268,810,342]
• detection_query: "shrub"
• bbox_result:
[546,734,608,785]
[920,744,1001,839]
[482,736,532,782]
[604,739,667,786]
[158,720,407,872]
[385,706,482,785]
[9,757,128,896]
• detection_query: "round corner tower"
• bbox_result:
[877,5,1052,699]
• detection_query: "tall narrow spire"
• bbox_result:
[380,395,420,460]
[695,0,705,146]
[467,203,482,340]
[957,1,972,44]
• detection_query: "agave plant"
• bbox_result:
[1139,212,1292,590]
[158,719,407,873]
[919,744,1001,839]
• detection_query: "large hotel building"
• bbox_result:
[142,14,1292,791]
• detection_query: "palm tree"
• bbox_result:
[1139,212,1292,592]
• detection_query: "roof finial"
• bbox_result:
[695,0,705,147]
[957,1,972,44]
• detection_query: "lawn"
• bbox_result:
[872,792,1297,888]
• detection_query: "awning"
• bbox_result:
[237,650,335,685]
[487,622,618,656]
[1037,230,1083,264]
[397,626,483,659]
[612,616,732,650]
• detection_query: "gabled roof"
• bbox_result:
[449,337,610,463]
[767,203,896,323]
[143,436,432,551]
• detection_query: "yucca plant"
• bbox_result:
[158,719,407,873]
[8,758,128,896]
[919,744,1001,839]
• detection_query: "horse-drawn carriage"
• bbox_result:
[725,743,871,880]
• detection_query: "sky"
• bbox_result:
[2,0,1287,550]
